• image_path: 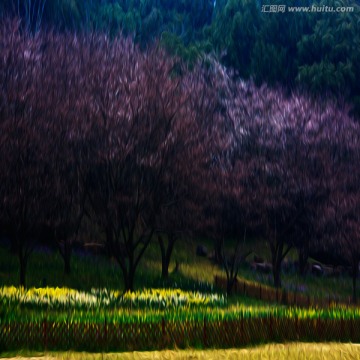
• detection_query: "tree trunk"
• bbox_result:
[270,243,283,289]
[10,237,18,255]
[273,264,282,289]
[64,250,71,275]
[271,247,282,289]
[124,266,135,292]
[161,259,169,278]
[298,245,308,277]
[59,238,72,275]
[214,238,222,264]
[226,274,236,295]
[352,258,358,304]
[124,240,135,292]
[158,234,176,279]
[16,233,28,288]
[19,254,27,288]
[110,224,153,292]
[107,226,136,292]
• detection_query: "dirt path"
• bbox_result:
[3,343,360,359]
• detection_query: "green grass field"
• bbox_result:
[0,236,356,303]
[0,238,219,291]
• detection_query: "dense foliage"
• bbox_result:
[1,0,359,114]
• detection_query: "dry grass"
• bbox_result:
[3,343,360,360]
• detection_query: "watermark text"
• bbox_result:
[261,4,354,13]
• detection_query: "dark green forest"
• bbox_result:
[1,0,359,115]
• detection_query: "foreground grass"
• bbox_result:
[2,343,360,359]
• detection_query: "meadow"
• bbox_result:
[1,238,360,354]
[0,238,356,301]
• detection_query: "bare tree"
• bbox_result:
[37,31,89,275]
[0,21,53,286]
[77,38,217,291]
[222,75,346,288]
[154,65,224,279]
[320,114,360,303]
